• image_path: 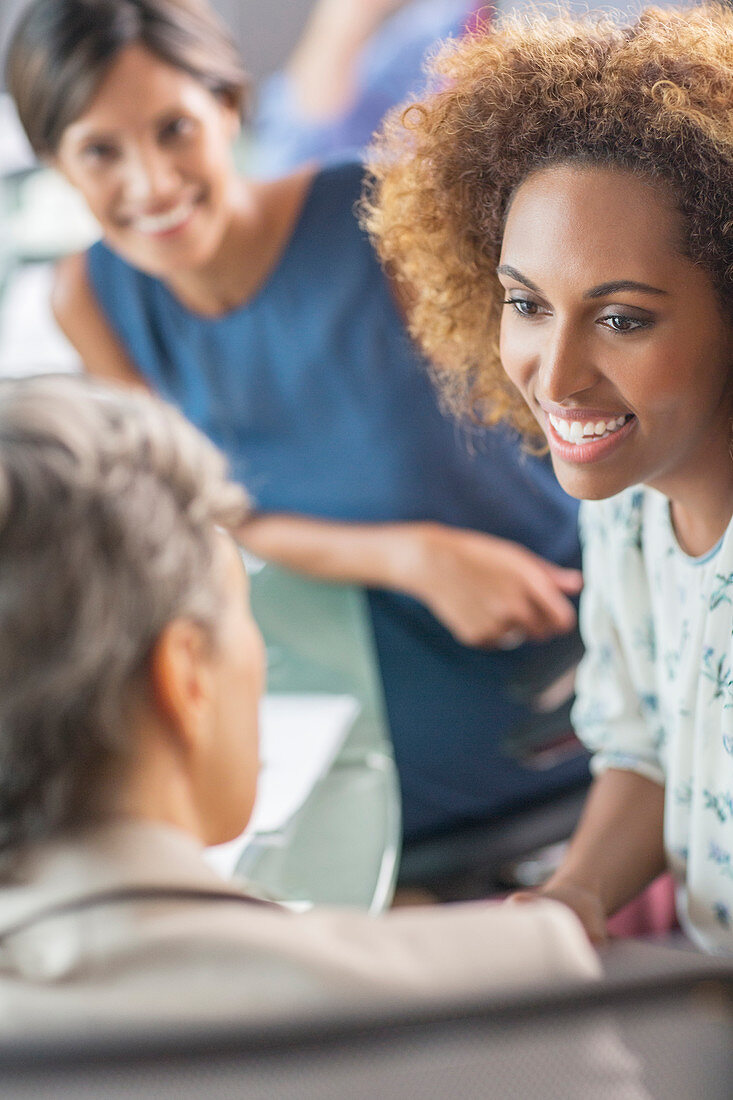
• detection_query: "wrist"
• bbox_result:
[540,869,605,909]
[377,522,436,597]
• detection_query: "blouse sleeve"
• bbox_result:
[572,497,666,787]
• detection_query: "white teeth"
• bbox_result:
[548,413,630,444]
[132,201,194,235]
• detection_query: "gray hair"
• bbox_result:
[0,375,248,871]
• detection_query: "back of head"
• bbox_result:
[5,0,249,157]
[0,375,248,875]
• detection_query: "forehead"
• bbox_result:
[500,163,684,285]
[63,43,215,138]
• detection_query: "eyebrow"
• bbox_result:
[496,265,668,299]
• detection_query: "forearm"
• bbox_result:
[544,768,667,918]
[286,0,404,121]
[238,512,421,591]
[239,513,583,648]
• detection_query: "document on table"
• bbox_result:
[205,693,360,878]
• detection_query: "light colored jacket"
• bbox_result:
[0,820,595,1028]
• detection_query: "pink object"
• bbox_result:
[606,873,678,938]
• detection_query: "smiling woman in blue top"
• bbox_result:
[5,0,587,840]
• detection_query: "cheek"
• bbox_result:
[63,170,108,219]
[197,132,234,185]
[499,319,530,394]
[238,622,266,697]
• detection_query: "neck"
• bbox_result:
[115,718,208,846]
[164,169,313,317]
[648,401,733,556]
[665,462,733,558]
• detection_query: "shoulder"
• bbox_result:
[301,159,368,224]
[579,487,648,553]
[51,251,92,325]
[52,251,109,348]
[51,251,146,388]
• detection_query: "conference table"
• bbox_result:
[233,560,402,912]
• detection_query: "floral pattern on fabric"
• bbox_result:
[574,487,733,953]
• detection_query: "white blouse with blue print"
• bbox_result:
[573,486,733,954]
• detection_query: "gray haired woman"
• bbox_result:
[0,375,603,1031]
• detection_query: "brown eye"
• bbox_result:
[159,116,195,143]
[82,142,118,163]
[503,298,546,318]
[599,314,650,334]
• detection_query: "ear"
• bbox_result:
[149,619,215,755]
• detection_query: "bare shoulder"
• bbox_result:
[52,252,147,389]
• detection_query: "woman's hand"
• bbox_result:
[239,514,581,649]
[509,881,608,947]
[403,523,582,649]
[506,770,668,948]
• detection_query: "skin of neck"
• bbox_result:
[662,398,733,557]
[114,709,211,845]
[164,169,314,317]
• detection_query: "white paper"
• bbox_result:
[205,693,359,878]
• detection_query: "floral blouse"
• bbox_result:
[573,486,733,954]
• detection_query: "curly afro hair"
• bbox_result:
[362,5,733,441]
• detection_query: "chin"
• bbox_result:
[109,227,218,279]
[561,476,634,503]
[551,462,634,503]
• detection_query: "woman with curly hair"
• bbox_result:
[365,4,733,952]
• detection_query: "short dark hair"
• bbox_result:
[0,375,248,876]
[6,0,249,157]
[363,5,733,441]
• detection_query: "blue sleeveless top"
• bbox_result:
[87,161,589,838]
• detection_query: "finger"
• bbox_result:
[547,565,584,594]
[494,588,573,642]
[488,595,559,645]
[519,572,579,635]
[505,891,540,905]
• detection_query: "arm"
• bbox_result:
[528,768,666,945]
[52,253,148,390]
[512,498,667,943]
[285,0,412,123]
[239,513,582,647]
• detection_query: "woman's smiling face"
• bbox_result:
[55,43,240,279]
[498,163,733,509]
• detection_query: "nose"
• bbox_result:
[536,319,598,405]
[120,144,179,207]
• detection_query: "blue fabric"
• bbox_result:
[251,0,472,176]
[87,160,589,838]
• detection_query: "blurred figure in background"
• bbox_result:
[252,0,477,176]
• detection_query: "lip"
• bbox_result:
[119,195,202,239]
[544,410,637,465]
[538,402,630,422]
